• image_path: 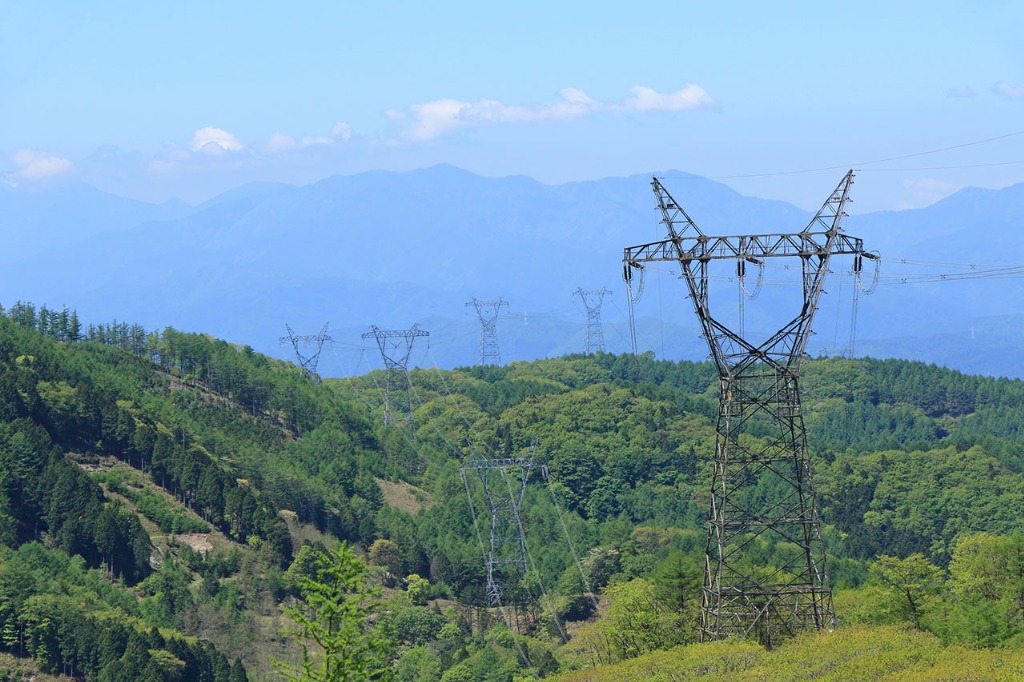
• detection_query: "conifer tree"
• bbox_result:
[275,543,391,681]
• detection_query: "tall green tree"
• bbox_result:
[871,554,945,629]
[275,543,391,682]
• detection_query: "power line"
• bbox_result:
[861,160,1024,172]
[709,128,1024,180]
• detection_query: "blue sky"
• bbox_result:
[2,1,1022,212]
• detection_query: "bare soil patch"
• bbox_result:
[178,533,214,555]
[377,477,432,516]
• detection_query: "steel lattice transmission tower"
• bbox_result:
[361,324,429,429]
[466,297,509,365]
[623,171,876,646]
[461,445,536,607]
[280,323,333,384]
[573,287,612,353]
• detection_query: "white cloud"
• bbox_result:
[547,87,600,119]
[265,123,352,153]
[622,84,715,112]
[994,81,1024,99]
[267,133,297,152]
[191,127,244,154]
[331,122,352,140]
[392,84,713,141]
[403,99,474,140]
[301,135,333,147]
[11,149,73,179]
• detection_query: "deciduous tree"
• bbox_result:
[871,554,945,629]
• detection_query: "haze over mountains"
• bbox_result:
[4,165,1023,378]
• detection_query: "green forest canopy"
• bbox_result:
[1,302,1024,679]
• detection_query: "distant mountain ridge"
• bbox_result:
[4,165,1024,377]
[1,179,191,262]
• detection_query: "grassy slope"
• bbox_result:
[557,625,1024,681]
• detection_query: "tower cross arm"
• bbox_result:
[284,335,330,345]
[624,232,874,266]
[280,322,333,347]
[360,325,430,340]
[460,456,536,471]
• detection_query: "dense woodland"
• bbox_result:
[1,301,1024,680]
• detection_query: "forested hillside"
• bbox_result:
[0,303,396,679]
[2,302,1024,680]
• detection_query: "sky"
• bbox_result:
[2,1,1022,213]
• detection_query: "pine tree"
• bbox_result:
[229,657,248,682]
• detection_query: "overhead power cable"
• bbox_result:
[709,128,1024,179]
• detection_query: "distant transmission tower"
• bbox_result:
[280,323,332,384]
[573,287,612,353]
[623,171,876,646]
[466,297,508,365]
[361,324,429,429]
[461,444,536,607]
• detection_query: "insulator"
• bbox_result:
[740,260,764,301]
[856,255,880,295]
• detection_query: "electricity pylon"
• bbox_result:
[280,323,332,384]
[461,444,536,607]
[623,171,876,646]
[361,324,429,429]
[466,297,508,365]
[573,287,612,353]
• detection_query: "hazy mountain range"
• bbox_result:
[4,165,1023,378]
